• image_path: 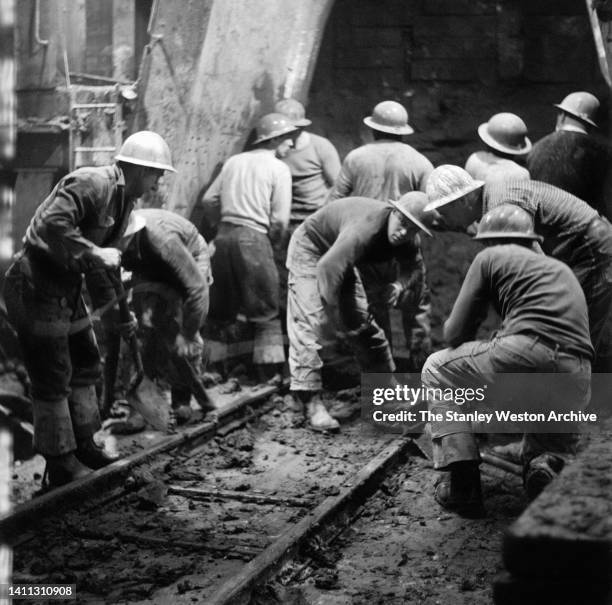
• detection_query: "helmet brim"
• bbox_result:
[424,180,485,212]
[388,200,433,237]
[363,116,414,136]
[554,104,598,128]
[473,231,543,242]
[115,154,176,173]
[477,123,532,155]
[252,126,299,145]
[291,118,312,127]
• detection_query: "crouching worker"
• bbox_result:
[2,130,175,488]
[118,209,213,425]
[422,205,592,517]
[287,193,436,431]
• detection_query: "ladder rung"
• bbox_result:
[72,103,118,109]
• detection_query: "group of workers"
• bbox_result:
[4,90,611,519]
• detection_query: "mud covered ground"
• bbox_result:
[264,453,525,605]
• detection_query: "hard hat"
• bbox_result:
[363,100,414,135]
[252,113,299,145]
[424,165,485,212]
[554,92,599,128]
[478,113,531,155]
[274,98,312,127]
[474,204,542,241]
[388,192,436,237]
[122,211,147,239]
[115,131,176,172]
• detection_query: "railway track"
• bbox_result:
[5,379,420,604]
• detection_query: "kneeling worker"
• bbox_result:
[422,205,592,517]
[287,193,437,431]
[117,208,213,425]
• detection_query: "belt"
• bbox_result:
[524,333,591,359]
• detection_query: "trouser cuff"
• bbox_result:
[68,385,101,440]
[33,398,76,456]
[432,432,480,470]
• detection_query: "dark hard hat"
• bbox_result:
[474,204,542,241]
[554,92,600,128]
[274,98,311,127]
[388,191,437,237]
[363,100,414,135]
[253,113,299,144]
[478,113,531,155]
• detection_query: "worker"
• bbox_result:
[116,208,213,426]
[287,192,437,431]
[422,205,592,516]
[328,100,433,202]
[3,131,175,488]
[425,165,612,373]
[274,98,341,228]
[273,98,341,321]
[527,92,612,219]
[327,100,434,367]
[202,113,298,383]
[464,112,531,183]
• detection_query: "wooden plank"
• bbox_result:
[207,437,411,605]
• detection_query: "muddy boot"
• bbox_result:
[523,453,565,500]
[44,452,93,489]
[172,404,193,425]
[306,396,340,433]
[76,437,119,469]
[434,461,485,518]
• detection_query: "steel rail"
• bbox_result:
[0,382,283,543]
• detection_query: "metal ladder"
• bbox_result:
[69,99,124,170]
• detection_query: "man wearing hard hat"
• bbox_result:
[425,165,612,375]
[464,112,531,184]
[527,92,612,219]
[327,100,434,371]
[422,204,592,516]
[3,131,176,488]
[287,192,438,431]
[203,113,298,383]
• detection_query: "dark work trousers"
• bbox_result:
[570,216,612,373]
[421,334,591,470]
[3,252,102,455]
[209,223,284,365]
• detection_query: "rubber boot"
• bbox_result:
[70,385,119,468]
[44,452,93,488]
[434,461,485,518]
[76,436,119,469]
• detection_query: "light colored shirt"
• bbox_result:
[328,140,433,202]
[204,148,291,236]
[465,151,530,184]
[281,132,341,223]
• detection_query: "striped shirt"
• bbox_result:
[483,180,598,262]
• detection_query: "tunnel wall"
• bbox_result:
[305,0,608,344]
[137,0,334,216]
